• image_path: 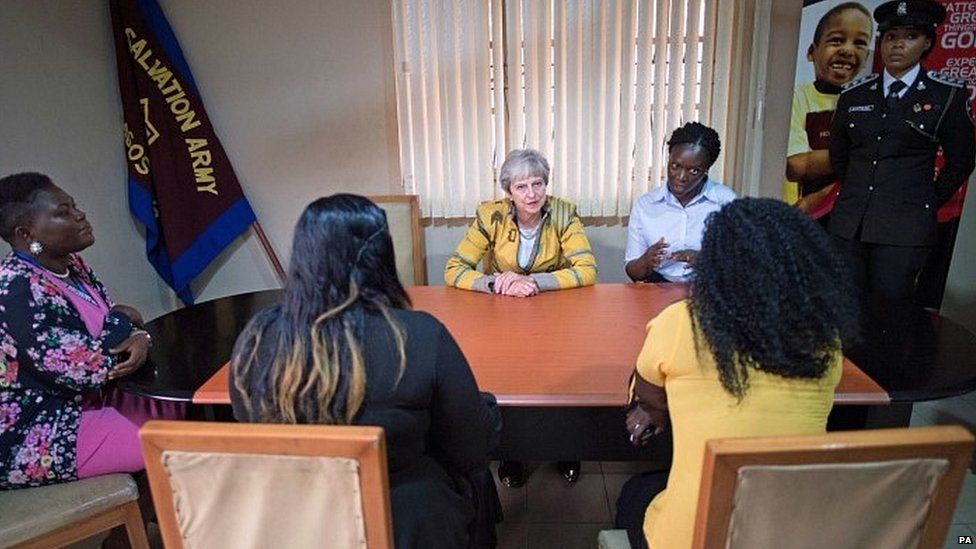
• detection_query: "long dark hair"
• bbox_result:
[689,198,858,399]
[233,194,411,424]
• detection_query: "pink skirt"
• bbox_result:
[76,387,185,478]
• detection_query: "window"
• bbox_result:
[393,0,735,218]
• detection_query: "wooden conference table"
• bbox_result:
[124,284,889,460]
[191,284,885,406]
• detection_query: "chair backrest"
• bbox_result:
[140,420,393,549]
[692,425,973,549]
[370,195,427,285]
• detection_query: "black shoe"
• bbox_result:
[558,461,580,483]
[498,460,525,488]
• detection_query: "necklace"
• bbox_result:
[14,251,70,278]
[13,251,93,303]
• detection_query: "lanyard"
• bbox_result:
[13,252,97,304]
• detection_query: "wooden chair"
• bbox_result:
[692,425,974,549]
[0,474,149,549]
[370,195,427,285]
[139,420,393,549]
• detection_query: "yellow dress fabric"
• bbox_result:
[443,196,597,292]
[636,300,842,548]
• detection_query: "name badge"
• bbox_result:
[848,105,874,112]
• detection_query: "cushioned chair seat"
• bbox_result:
[0,474,138,546]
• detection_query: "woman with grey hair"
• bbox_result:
[444,148,596,297]
[444,148,597,486]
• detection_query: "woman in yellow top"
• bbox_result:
[444,148,597,486]
[617,198,858,548]
[444,148,597,297]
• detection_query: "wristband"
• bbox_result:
[131,329,153,347]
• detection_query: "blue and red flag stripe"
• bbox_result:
[110,0,257,304]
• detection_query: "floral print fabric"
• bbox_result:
[0,253,132,489]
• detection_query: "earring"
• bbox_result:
[29,241,43,255]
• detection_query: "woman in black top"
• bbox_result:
[230,194,500,548]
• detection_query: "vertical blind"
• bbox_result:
[393,0,733,218]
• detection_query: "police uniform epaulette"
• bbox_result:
[841,73,879,93]
[927,70,966,88]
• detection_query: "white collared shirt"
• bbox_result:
[624,178,737,282]
[883,64,921,98]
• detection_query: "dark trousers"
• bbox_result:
[614,471,669,549]
[831,235,930,307]
[915,218,960,309]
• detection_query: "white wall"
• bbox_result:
[0,0,400,320]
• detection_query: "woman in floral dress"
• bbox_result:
[0,172,176,489]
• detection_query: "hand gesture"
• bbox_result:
[108,332,151,380]
[643,238,670,270]
[668,249,698,267]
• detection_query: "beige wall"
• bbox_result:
[756,0,803,198]
[0,0,400,320]
[3,0,973,331]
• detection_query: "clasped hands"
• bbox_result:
[492,271,540,297]
[108,304,151,380]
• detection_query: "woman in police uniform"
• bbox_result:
[829,0,975,308]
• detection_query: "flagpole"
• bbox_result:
[251,222,286,285]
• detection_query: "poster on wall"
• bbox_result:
[786,0,976,308]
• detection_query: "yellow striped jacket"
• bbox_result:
[444,196,597,292]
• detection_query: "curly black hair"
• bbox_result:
[689,198,859,400]
[667,122,722,168]
[0,172,54,243]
